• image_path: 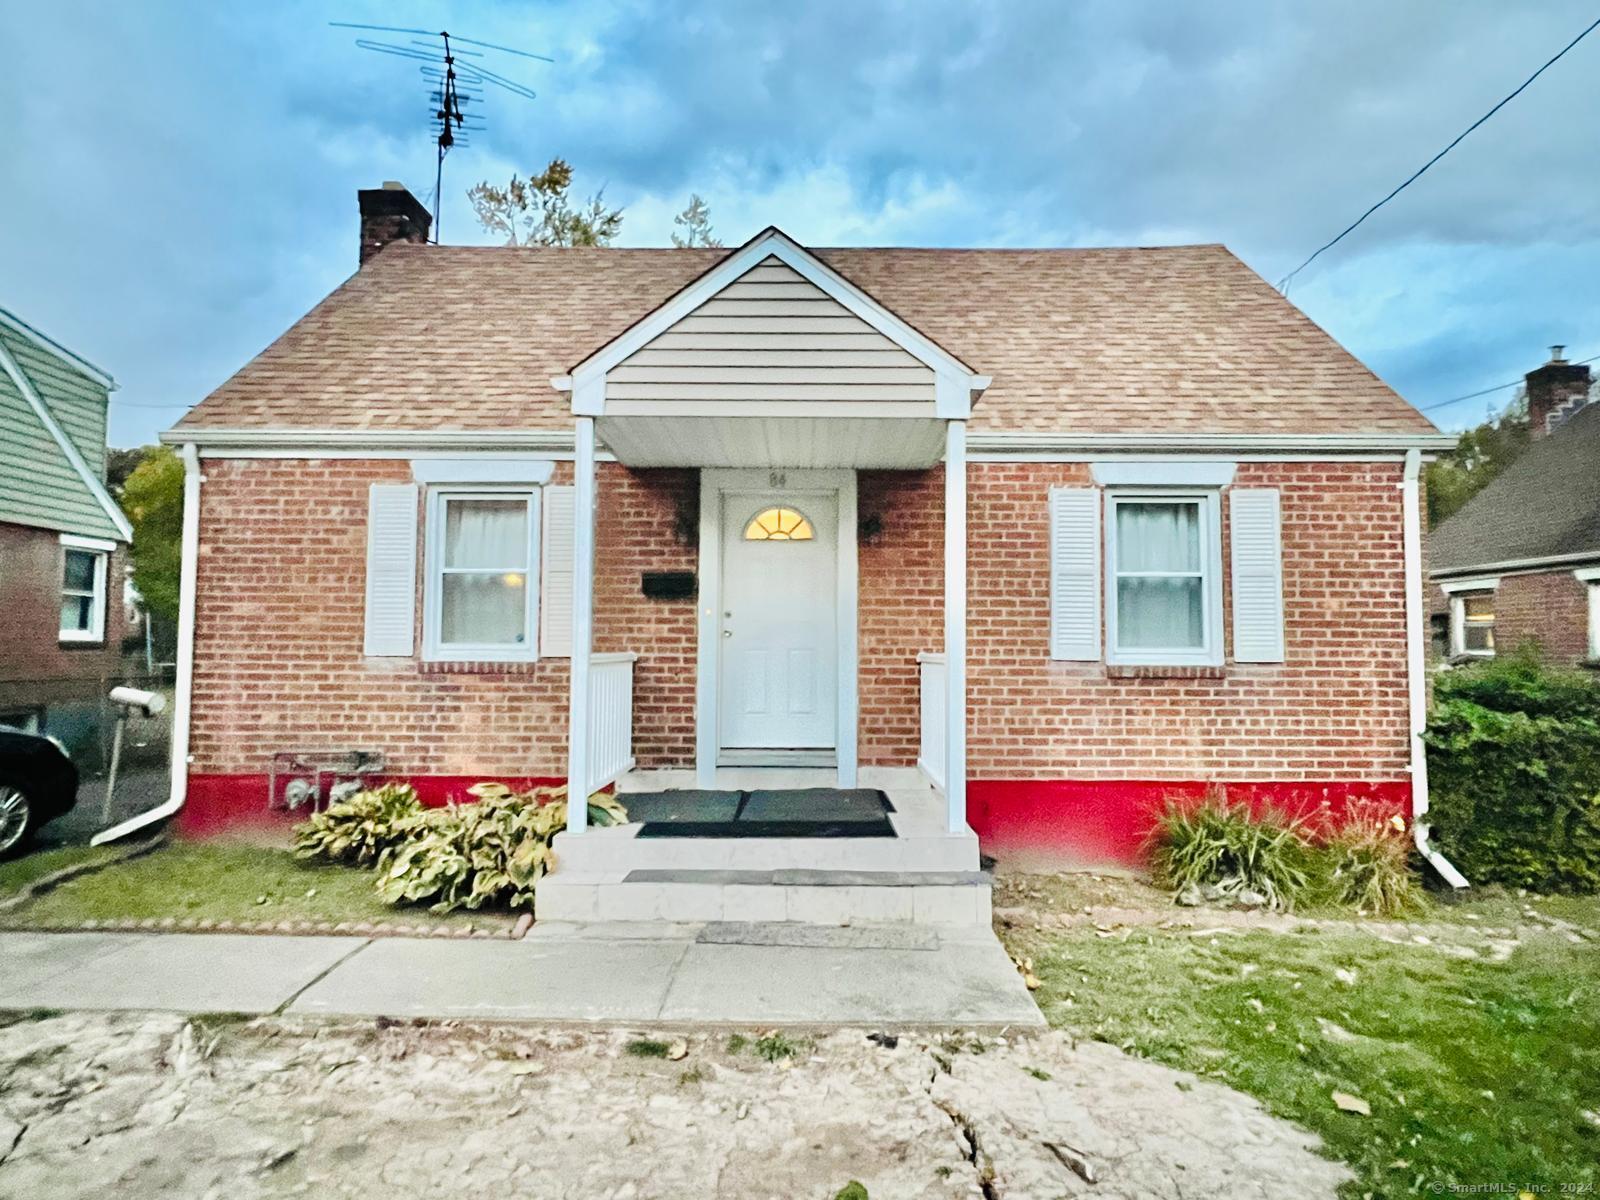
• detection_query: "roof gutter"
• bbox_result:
[157,428,578,452]
[968,431,1457,455]
[93,443,202,844]
[1402,448,1468,889]
[1432,549,1600,579]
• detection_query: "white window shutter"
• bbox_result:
[1230,488,1285,662]
[540,485,576,657]
[1049,488,1101,660]
[362,483,418,656]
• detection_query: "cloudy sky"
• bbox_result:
[2,1,1596,447]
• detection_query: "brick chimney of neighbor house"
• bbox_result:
[357,181,433,266]
[1525,345,1593,438]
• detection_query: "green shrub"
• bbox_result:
[292,783,421,867]
[1426,653,1600,893]
[374,782,628,914]
[1150,791,1319,910]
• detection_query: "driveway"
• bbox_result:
[0,1011,1350,1198]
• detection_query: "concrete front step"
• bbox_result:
[536,869,993,928]
[551,831,979,875]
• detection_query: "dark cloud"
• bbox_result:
[2,0,1595,443]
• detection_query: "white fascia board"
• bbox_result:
[60,532,119,552]
[158,427,578,452]
[969,431,1457,455]
[566,227,985,399]
[1433,550,1600,579]
[1437,576,1500,595]
[0,305,117,390]
[0,332,131,541]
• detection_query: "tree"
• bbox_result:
[1425,392,1531,526]
[105,445,154,497]
[120,446,184,624]
[467,158,623,247]
[671,194,721,248]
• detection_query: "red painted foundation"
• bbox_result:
[964,779,1412,869]
[178,773,1409,869]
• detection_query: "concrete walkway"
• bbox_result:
[0,922,1043,1027]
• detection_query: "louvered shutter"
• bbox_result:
[1229,488,1285,662]
[540,485,575,657]
[362,483,418,656]
[1049,488,1101,660]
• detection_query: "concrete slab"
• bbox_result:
[286,935,691,1022]
[0,933,367,1013]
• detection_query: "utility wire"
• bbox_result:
[1278,13,1600,293]
[1419,351,1599,413]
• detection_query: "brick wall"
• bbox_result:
[861,460,1412,779]
[187,459,696,777]
[0,519,127,713]
[1429,568,1594,666]
[189,457,1413,791]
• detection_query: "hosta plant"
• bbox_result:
[293,783,421,867]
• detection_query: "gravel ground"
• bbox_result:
[0,1011,1348,1199]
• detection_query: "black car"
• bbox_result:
[0,727,79,855]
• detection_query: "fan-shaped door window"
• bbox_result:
[744,506,814,541]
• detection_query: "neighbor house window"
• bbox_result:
[1577,569,1600,661]
[1448,588,1496,658]
[58,537,109,644]
[423,490,540,662]
[1105,493,1222,666]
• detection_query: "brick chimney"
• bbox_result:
[357,181,432,266]
[1526,345,1592,438]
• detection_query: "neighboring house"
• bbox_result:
[1430,349,1599,666]
[116,180,1458,911]
[0,305,133,758]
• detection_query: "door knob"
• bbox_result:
[723,629,732,638]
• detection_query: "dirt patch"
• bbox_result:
[0,1012,1350,1198]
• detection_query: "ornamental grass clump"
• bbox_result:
[1315,803,1423,917]
[292,783,421,867]
[1150,790,1319,911]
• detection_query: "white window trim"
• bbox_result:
[422,486,542,663]
[58,534,109,644]
[1577,568,1600,660]
[1103,489,1223,667]
[1445,580,1498,659]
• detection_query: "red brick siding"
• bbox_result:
[187,460,696,776]
[1429,568,1594,666]
[0,520,127,712]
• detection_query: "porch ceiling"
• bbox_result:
[597,414,948,468]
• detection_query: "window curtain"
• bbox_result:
[442,499,527,644]
[1116,502,1203,649]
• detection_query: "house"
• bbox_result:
[1430,348,1599,666]
[0,305,132,760]
[100,180,1464,914]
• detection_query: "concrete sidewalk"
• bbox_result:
[0,922,1044,1027]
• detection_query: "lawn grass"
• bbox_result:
[0,844,118,896]
[0,841,497,931]
[1005,908,1600,1198]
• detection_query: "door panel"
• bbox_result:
[719,491,837,749]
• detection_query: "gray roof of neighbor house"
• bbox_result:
[0,306,128,542]
[172,241,1437,437]
[1431,401,1600,575]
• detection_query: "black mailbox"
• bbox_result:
[641,570,696,600]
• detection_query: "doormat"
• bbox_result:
[633,788,895,838]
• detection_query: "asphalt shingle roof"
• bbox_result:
[174,241,1434,436]
[1430,401,1600,573]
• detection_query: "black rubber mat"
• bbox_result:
[633,788,895,839]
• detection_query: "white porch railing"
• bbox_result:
[917,652,946,791]
[586,652,637,794]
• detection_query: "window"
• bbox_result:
[744,506,814,541]
[1447,587,1496,658]
[1577,569,1600,661]
[59,538,108,643]
[423,490,540,661]
[1105,493,1222,665]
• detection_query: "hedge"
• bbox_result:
[1424,652,1600,893]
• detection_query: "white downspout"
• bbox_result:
[93,443,202,844]
[1401,448,1468,888]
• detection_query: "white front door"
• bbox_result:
[718,491,838,750]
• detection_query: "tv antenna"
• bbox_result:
[332,22,551,242]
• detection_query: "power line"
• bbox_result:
[1419,350,1599,413]
[1278,13,1600,293]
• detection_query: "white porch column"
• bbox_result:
[565,417,598,833]
[943,419,967,833]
